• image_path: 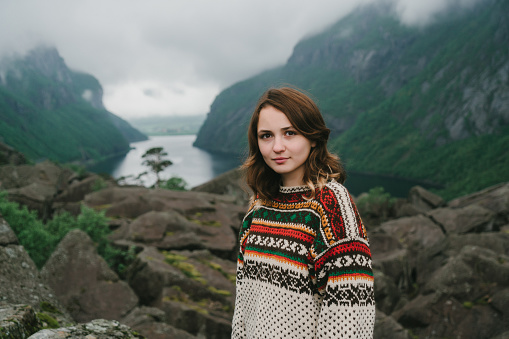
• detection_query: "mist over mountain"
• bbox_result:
[194,0,509,199]
[0,46,146,164]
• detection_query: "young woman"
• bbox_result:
[232,87,375,338]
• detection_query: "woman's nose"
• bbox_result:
[273,136,285,152]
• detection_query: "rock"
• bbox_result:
[491,331,509,339]
[121,306,196,339]
[369,233,411,288]
[160,301,232,339]
[112,210,203,250]
[126,247,235,315]
[54,174,113,203]
[424,245,509,299]
[0,161,74,220]
[0,216,18,245]
[0,304,41,338]
[380,214,445,251]
[408,185,445,212]
[0,142,28,166]
[41,229,138,323]
[0,219,73,326]
[428,204,496,234]
[373,270,401,315]
[373,311,412,339]
[28,319,143,339]
[491,288,509,316]
[192,167,251,206]
[447,232,509,256]
[393,295,505,339]
[448,182,509,224]
[86,187,245,258]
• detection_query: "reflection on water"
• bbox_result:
[88,135,242,188]
[89,134,438,197]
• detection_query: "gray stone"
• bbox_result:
[428,204,496,234]
[0,304,41,338]
[28,319,143,338]
[373,311,412,339]
[0,216,18,245]
[408,186,445,212]
[122,306,196,339]
[41,229,138,323]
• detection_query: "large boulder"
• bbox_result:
[0,217,73,326]
[0,304,41,338]
[86,187,246,258]
[448,182,509,224]
[41,229,138,323]
[110,210,203,250]
[428,204,497,234]
[126,246,235,336]
[379,215,445,252]
[0,161,74,219]
[373,311,412,339]
[28,319,143,339]
[121,306,196,339]
[408,186,446,212]
[0,142,28,166]
[191,167,251,206]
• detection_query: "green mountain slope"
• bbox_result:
[194,0,509,199]
[0,46,147,163]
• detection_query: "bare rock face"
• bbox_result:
[380,214,445,251]
[0,217,73,326]
[86,187,245,258]
[407,185,446,212]
[0,142,28,166]
[0,304,41,338]
[121,306,197,339]
[41,229,138,323]
[373,311,412,339]
[126,246,236,336]
[28,319,143,339]
[428,204,497,233]
[192,167,251,206]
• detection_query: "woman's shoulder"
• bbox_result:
[317,179,351,202]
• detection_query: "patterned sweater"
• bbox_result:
[232,180,375,338]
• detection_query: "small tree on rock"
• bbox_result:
[142,147,173,188]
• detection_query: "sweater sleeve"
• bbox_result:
[313,181,375,339]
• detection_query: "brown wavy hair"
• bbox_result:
[242,86,346,201]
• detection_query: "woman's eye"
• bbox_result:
[259,133,271,139]
[285,130,297,136]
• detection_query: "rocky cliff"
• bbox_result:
[1,159,508,338]
[0,46,147,164]
[194,0,509,200]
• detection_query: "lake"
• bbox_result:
[88,135,437,197]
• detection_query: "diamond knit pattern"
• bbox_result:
[232,180,375,338]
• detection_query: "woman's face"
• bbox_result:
[257,105,315,187]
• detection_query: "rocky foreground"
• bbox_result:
[0,159,508,338]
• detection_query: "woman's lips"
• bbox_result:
[273,157,288,164]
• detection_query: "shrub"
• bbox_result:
[0,191,135,273]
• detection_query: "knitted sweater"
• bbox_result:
[232,180,375,338]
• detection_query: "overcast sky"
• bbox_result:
[0,0,482,120]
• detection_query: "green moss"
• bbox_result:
[200,259,236,284]
[37,312,59,329]
[208,286,231,296]
[163,251,207,284]
[463,301,474,309]
[39,301,62,314]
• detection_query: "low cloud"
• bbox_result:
[0,0,487,118]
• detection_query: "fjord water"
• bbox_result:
[88,135,241,188]
[89,134,436,197]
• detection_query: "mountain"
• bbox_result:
[0,46,147,163]
[194,0,509,199]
